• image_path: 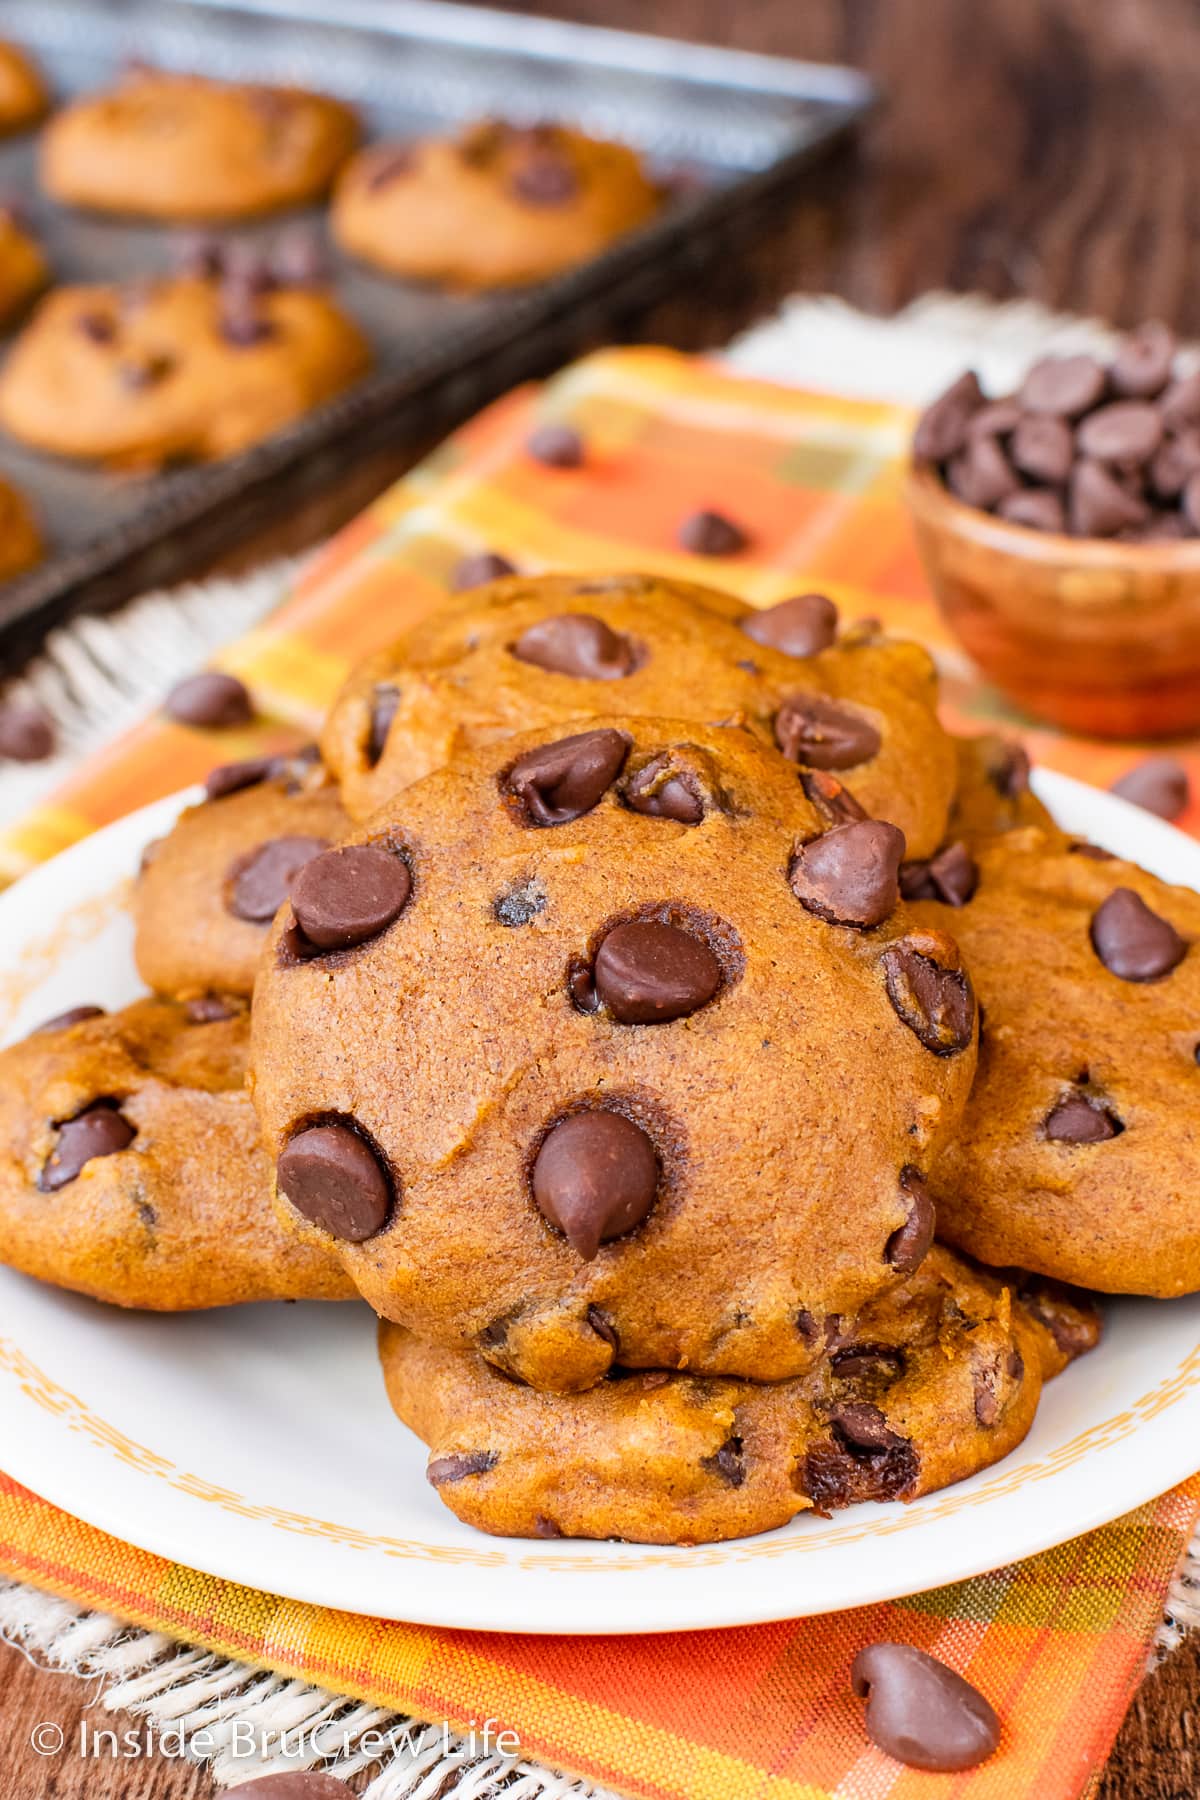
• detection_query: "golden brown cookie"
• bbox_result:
[41,69,357,220]
[252,716,977,1393]
[320,572,958,859]
[0,41,47,137]
[331,120,660,289]
[0,997,352,1309]
[0,205,47,327]
[0,274,370,468]
[134,751,349,1001]
[913,826,1200,1295]
[381,1246,1098,1544]
[0,471,41,581]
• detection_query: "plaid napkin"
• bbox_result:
[2,346,1199,1798]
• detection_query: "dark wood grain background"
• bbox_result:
[3,1,1198,1794]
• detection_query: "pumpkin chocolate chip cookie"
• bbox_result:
[0,997,352,1309]
[911,825,1200,1295]
[134,750,349,1001]
[0,41,47,137]
[381,1245,1098,1544]
[0,471,42,581]
[41,68,357,220]
[332,119,660,289]
[0,273,370,468]
[252,716,976,1394]
[320,571,958,859]
[0,204,47,327]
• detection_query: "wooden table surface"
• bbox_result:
[5,1,1198,1794]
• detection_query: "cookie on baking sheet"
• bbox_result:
[331,119,660,289]
[0,41,47,137]
[252,715,977,1394]
[0,274,370,468]
[0,471,42,581]
[41,68,357,220]
[0,205,47,327]
[320,571,958,859]
[380,1245,1099,1544]
[0,997,352,1309]
[911,825,1200,1295]
[134,750,349,1001]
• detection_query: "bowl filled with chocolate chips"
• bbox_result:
[907,322,1200,737]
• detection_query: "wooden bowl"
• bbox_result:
[906,462,1200,738]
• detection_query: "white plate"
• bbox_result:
[0,773,1198,1636]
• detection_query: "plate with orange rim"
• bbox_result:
[0,770,1198,1636]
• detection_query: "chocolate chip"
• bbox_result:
[1091,887,1186,981]
[946,435,1020,509]
[913,371,983,462]
[741,593,838,658]
[1069,458,1150,537]
[988,739,1030,798]
[1184,470,1200,535]
[512,613,635,680]
[365,146,415,190]
[885,1166,935,1273]
[586,1304,619,1351]
[882,941,975,1054]
[623,755,704,824]
[1123,510,1191,544]
[219,303,275,348]
[1111,756,1190,821]
[227,835,330,924]
[1163,372,1200,429]
[452,550,517,592]
[702,1437,746,1488]
[534,1514,564,1537]
[0,700,55,763]
[1111,322,1176,399]
[175,233,223,279]
[996,488,1066,533]
[510,154,579,205]
[290,845,411,952]
[39,1103,135,1192]
[204,756,273,801]
[494,879,547,926]
[790,820,904,929]
[76,310,117,343]
[775,694,881,771]
[184,995,236,1023]
[899,841,978,906]
[367,683,400,766]
[798,770,867,829]
[967,398,1022,441]
[164,671,253,729]
[1070,840,1114,860]
[1010,414,1074,484]
[1044,1093,1121,1142]
[222,1772,355,1800]
[119,353,175,391]
[1149,431,1200,499]
[527,422,584,468]
[1019,353,1106,418]
[804,1433,917,1510]
[427,1451,499,1485]
[1076,400,1163,464]
[277,1122,391,1241]
[33,1004,106,1034]
[532,1111,658,1260]
[851,1643,1000,1772]
[507,728,628,826]
[677,509,748,556]
[832,1402,904,1454]
[592,919,721,1023]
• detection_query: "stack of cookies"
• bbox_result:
[16,566,1187,1548]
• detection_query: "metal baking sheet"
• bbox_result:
[0,0,872,664]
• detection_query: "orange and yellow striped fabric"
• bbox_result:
[1,345,1198,1799]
